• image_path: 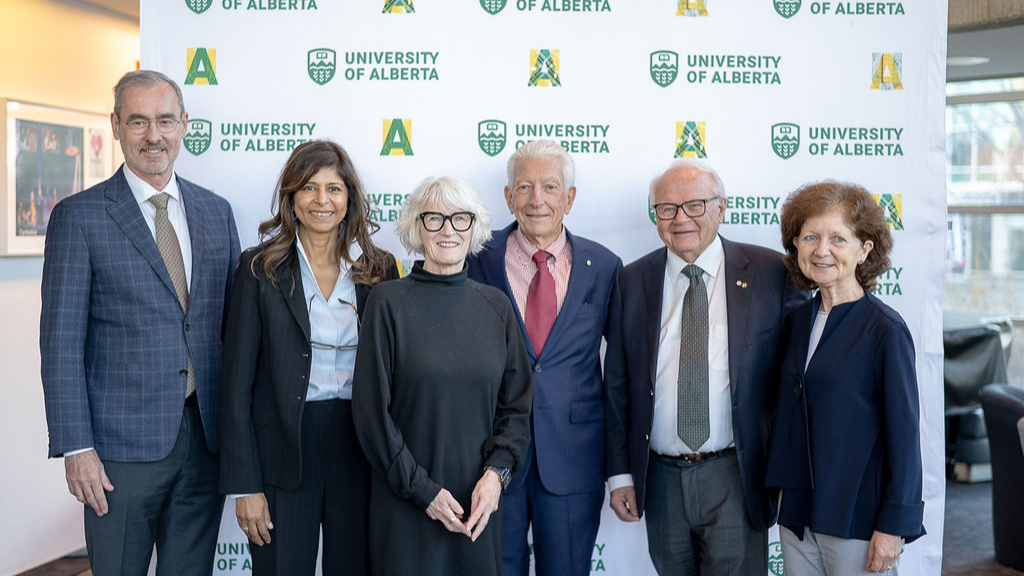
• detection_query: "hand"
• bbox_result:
[464,471,502,542]
[426,488,470,536]
[609,486,639,522]
[65,450,114,516]
[866,530,901,573]
[235,493,274,546]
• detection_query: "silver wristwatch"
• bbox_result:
[484,465,512,490]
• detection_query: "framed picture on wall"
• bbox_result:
[0,99,115,256]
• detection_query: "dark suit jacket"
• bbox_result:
[219,246,399,493]
[603,237,807,530]
[468,223,622,495]
[40,166,240,460]
[764,293,925,542]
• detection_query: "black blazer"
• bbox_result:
[219,246,399,493]
[603,237,808,530]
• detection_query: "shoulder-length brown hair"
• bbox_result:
[779,180,893,292]
[252,140,392,289]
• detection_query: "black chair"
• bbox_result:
[979,383,1024,570]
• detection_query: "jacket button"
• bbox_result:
[650,389,654,397]
[179,369,188,376]
[184,323,191,331]
[534,365,542,373]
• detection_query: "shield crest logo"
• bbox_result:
[768,541,785,576]
[184,119,212,156]
[478,120,507,157]
[773,0,801,18]
[185,0,213,14]
[650,51,678,87]
[480,0,507,14]
[771,123,800,160]
[308,49,337,85]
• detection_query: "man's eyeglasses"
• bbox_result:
[652,197,721,220]
[419,212,475,232]
[119,115,182,136]
[308,296,359,351]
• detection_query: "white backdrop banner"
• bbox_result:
[142,1,947,574]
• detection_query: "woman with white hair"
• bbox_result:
[352,176,533,576]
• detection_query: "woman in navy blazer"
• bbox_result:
[219,141,398,575]
[765,181,924,575]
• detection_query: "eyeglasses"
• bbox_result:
[419,211,475,232]
[308,296,359,351]
[652,197,721,220]
[119,115,182,136]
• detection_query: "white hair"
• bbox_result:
[396,176,493,255]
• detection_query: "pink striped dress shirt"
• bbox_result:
[504,227,573,321]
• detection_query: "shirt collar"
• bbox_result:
[666,235,724,280]
[122,164,181,206]
[510,225,569,263]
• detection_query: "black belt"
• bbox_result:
[184,392,198,407]
[653,447,734,464]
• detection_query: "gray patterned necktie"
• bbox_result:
[677,264,709,450]
[148,193,194,397]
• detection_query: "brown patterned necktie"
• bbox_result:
[677,264,709,450]
[148,193,194,398]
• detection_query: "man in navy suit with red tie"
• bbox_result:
[603,159,807,575]
[468,140,621,576]
[40,70,239,576]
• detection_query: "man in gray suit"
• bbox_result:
[40,70,240,575]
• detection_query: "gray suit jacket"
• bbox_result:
[40,166,240,461]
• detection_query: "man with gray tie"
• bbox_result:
[40,70,240,575]
[603,159,806,575]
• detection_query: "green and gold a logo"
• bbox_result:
[184,119,212,156]
[528,50,561,87]
[185,48,218,85]
[383,0,415,13]
[873,194,905,230]
[381,119,414,156]
[870,52,903,90]
[675,121,707,158]
[677,0,709,16]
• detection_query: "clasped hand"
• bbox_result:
[426,470,502,542]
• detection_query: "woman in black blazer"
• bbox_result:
[220,140,398,575]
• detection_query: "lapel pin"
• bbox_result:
[587,259,592,266]
[736,280,748,288]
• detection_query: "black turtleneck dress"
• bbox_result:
[352,262,533,576]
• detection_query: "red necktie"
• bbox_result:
[525,250,557,353]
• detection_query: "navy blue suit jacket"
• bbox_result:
[468,223,622,495]
[764,292,925,542]
[40,167,240,461]
[603,238,807,530]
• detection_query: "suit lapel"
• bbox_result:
[722,237,753,394]
[540,229,588,359]
[104,169,179,302]
[480,225,535,357]
[180,178,205,313]
[283,257,312,342]
[642,249,667,386]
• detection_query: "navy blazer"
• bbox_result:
[603,237,807,530]
[40,166,240,460]
[764,292,925,542]
[467,223,622,495]
[219,247,399,493]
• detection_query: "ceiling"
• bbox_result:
[79,0,1024,84]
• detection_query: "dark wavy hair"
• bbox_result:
[779,180,893,292]
[252,140,392,289]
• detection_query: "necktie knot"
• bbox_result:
[533,250,551,267]
[683,264,703,282]
[148,192,171,210]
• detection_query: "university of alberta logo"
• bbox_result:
[480,0,507,14]
[870,52,904,90]
[768,541,785,576]
[478,120,507,157]
[771,123,799,159]
[774,0,800,18]
[650,51,678,87]
[184,119,212,156]
[528,50,561,87]
[308,49,336,85]
[677,0,709,16]
[381,119,413,156]
[383,0,414,13]
[185,0,212,13]
[873,194,905,230]
[185,48,218,85]
[675,121,707,158]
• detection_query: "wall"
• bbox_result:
[0,1,137,573]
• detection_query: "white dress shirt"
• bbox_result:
[123,165,193,289]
